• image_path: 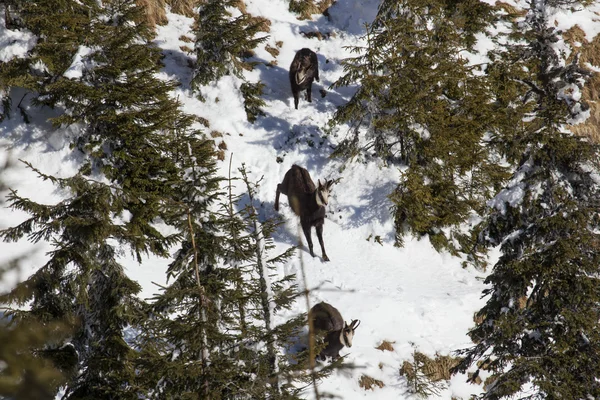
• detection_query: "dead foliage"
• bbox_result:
[136,0,168,28]
[233,0,247,14]
[166,0,196,17]
[473,311,485,326]
[400,351,462,382]
[495,1,527,19]
[316,0,336,15]
[468,371,483,385]
[516,295,527,310]
[248,16,271,33]
[179,45,193,54]
[564,25,600,143]
[196,116,210,128]
[375,340,395,352]
[484,374,499,391]
[265,44,280,58]
[358,374,385,391]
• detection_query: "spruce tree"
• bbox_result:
[133,125,228,399]
[8,0,95,77]
[0,0,94,122]
[136,158,326,398]
[1,0,217,397]
[192,0,268,118]
[0,262,74,400]
[0,163,73,400]
[453,0,600,397]
[330,0,508,256]
[1,168,147,399]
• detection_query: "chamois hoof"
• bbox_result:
[323,255,330,262]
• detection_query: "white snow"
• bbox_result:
[0,13,36,62]
[1,0,597,398]
[63,46,95,79]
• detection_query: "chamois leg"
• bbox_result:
[316,224,329,261]
[275,184,281,211]
[293,90,299,109]
[301,220,315,257]
[307,84,313,103]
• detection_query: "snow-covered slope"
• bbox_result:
[141,2,489,398]
[2,0,599,398]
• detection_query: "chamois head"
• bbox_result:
[340,319,361,348]
[290,49,319,109]
[295,52,314,85]
[316,179,334,208]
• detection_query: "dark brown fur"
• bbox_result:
[309,302,360,360]
[289,48,320,110]
[275,165,332,261]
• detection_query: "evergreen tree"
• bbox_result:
[240,81,266,124]
[1,168,147,399]
[330,0,508,256]
[191,0,268,103]
[0,163,73,400]
[0,0,94,122]
[0,263,74,400]
[453,0,600,397]
[287,0,318,20]
[1,0,218,397]
[134,125,227,399]
[136,159,325,398]
[8,0,95,78]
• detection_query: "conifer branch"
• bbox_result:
[298,223,321,400]
[187,206,211,400]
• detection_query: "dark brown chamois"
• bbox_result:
[309,302,360,360]
[274,164,333,261]
[289,48,319,110]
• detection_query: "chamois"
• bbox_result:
[275,165,333,261]
[289,48,319,110]
[309,302,360,360]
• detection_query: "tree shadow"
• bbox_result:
[337,180,396,229]
[0,88,75,154]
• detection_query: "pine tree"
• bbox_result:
[1,0,219,397]
[1,168,148,399]
[330,0,508,256]
[0,162,73,400]
[8,0,95,77]
[192,0,268,101]
[240,81,266,124]
[453,0,600,397]
[0,270,74,400]
[0,0,94,122]
[136,157,329,398]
